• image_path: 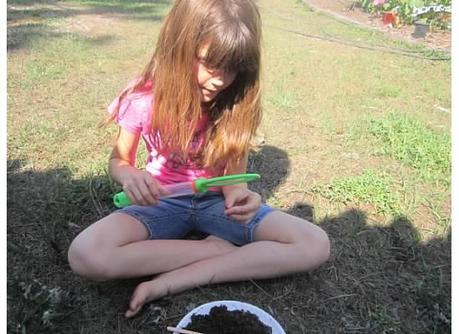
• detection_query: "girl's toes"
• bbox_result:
[125,280,167,318]
[125,298,144,318]
[125,284,149,318]
[125,305,142,318]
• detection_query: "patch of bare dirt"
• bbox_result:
[302,0,451,50]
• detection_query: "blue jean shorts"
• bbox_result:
[115,192,275,246]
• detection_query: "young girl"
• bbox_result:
[68,0,330,318]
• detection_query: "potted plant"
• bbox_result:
[412,18,430,38]
[382,10,398,26]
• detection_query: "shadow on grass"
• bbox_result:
[6,145,291,333]
[248,144,292,201]
[7,0,167,51]
[7,159,114,333]
[198,208,450,333]
[283,208,451,333]
[7,144,450,333]
[7,22,118,51]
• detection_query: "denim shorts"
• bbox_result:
[115,192,275,246]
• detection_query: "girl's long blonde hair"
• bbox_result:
[113,0,262,168]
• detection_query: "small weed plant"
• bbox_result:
[16,280,76,332]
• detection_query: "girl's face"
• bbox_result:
[194,44,237,103]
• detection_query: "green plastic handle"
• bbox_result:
[113,192,131,208]
[194,173,260,192]
[113,173,260,208]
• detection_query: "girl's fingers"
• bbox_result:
[144,179,161,200]
[157,184,172,197]
[224,206,243,215]
[127,185,154,206]
[225,201,258,216]
[225,194,261,222]
[228,214,252,222]
[139,182,159,205]
[146,180,170,197]
[126,188,146,205]
[225,207,255,222]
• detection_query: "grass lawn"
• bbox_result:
[7,0,451,333]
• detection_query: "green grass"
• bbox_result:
[266,85,300,110]
[312,170,401,215]
[339,113,451,227]
[362,113,450,184]
[15,34,110,89]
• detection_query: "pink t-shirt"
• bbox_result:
[108,79,224,185]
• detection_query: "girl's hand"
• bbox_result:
[223,186,261,222]
[122,170,170,206]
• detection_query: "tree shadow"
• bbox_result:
[7,0,168,52]
[6,144,292,333]
[247,145,292,202]
[7,22,118,51]
[7,147,450,333]
[255,207,451,333]
[7,159,114,263]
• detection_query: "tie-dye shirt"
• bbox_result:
[108,79,224,185]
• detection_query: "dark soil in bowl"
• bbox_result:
[183,305,272,334]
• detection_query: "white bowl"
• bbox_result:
[175,300,286,334]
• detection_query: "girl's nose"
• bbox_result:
[210,74,225,87]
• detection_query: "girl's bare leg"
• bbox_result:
[125,211,330,317]
[68,213,237,281]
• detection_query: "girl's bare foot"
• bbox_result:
[125,236,237,318]
[125,280,167,318]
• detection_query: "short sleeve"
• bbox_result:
[107,80,154,135]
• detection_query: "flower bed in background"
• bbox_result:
[358,0,451,30]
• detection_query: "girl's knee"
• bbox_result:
[296,224,330,269]
[67,236,112,281]
[311,226,331,265]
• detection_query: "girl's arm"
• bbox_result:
[109,128,141,185]
[221,152,261,222]
[109,128,165,205]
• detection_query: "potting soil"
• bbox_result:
[183,305,273,334]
